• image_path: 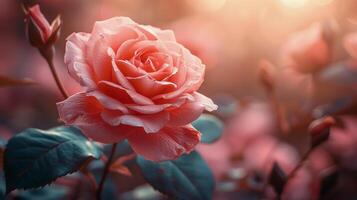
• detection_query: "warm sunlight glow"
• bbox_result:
[280,0,309,8]
[186,0,227,12]
[313,0,334,6]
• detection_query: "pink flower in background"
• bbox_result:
[242,135,299,176]
[282,167,319,200]
[57,17,217,161]
[328,117,357,170]
[281,23,332,74]
[197,138,232,179]
[225,103,276,155]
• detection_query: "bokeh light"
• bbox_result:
[279,0,309,8]
[313,0,334,6]
[185,0,227,12]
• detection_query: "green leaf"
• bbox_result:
[4,126,101,194]
[192,114,223,143]
[136,151,214,200]
[268,162,287,196]
[13,185,68,200]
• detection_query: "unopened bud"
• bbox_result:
[309,116,335,148]
[23,4,61,49]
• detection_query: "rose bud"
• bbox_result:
[309,116,335,148]
[23,4,61,49]
[57,17,217,161]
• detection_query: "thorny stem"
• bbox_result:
[286,148,312,181]
[96,143,117,200]
[83,170,98,194]
[42,49,69,99]
[276,148,313,199]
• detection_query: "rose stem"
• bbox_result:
[96,143,117,200]
[286,148,312,181]
[277,148,312,199]
[43,54,69,99]
[83,170,98,194]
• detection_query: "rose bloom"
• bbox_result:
[225,103,276,155]
[57,17,217,161]
[280,23,332,74]
[196,138,232,179]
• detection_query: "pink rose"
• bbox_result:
[225,103,276,155]
[57,17,217,161]
[281,23,332,74]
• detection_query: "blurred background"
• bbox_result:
[2,0,357,199]
[1,0,357,131]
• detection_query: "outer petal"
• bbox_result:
[57,92,134,143]
[91,17,136,36]
[127,125,200,161]
[86,36,112,81]
[65,33,96,87]
[167,92,217,126]
[56,92,102,124]
[28,5,52,41]
[69,113,135,143]
[193,92,218,112]
[101,110,169,133]
[137,25,176,42]
[168,102,204,126]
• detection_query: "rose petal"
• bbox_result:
[65,33,97,87]
[116,60,146,77]
[137,25,176,42]
[168,102,204,126]
[87,90,129,113]
[126,104,172,114]
[127,74,177,97]
[69,113,136,143]
[107,48,136,91]
[91,17,136,36]
[98,80,153,105]
[101,110,169,133]
[193,92,218,112]
[115,37,140,60]
[28,5,52,41]
[57,92,102,124]
[166,92,216,126]
[57,92,136,143]
[127,125,200,161]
